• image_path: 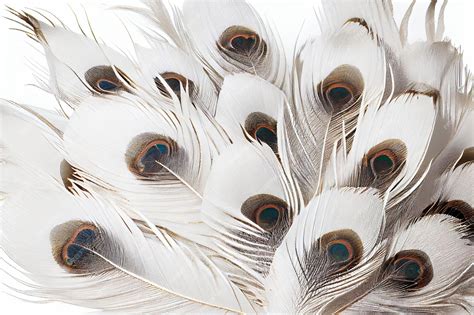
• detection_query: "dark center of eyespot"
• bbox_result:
[231,35,256,53]
[372,154,394,174]
[257,207,280,230]
[395,259,421,282]
[328,242,350,263]
[327,86,353,106]
[65,228,96,267]
[139,143,170,174]
[255,126,277,148]
[165,78,182,93]
[97,79,119,92]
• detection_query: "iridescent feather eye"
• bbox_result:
[85,65,127,94]
[126,133,181,179]
[386,250,433,290]
[51,221,102,273]
[360,139,407,191]
[325,82,355,109]
[241,194,289,232]
[370,149,397,176]
[228,31,257,54]
[254,204,284,231]
[254,125,277,149]
[319,229,363,272]
[245,112,278,154]
[154,72,195,100]
[217,26,267,67]
[318,65,364,114]
[327,239,354,264]
[133,139,173,176]
[62,225,98,268]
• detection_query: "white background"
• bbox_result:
[0,0,472,314]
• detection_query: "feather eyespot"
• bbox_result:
[134,139,173,176]
[51,221,102,273]
[255,124,277,151]
[441,200,473,222]
[370,149,397,176]
[245,112,278,154]
[386,250,433,290]
[361,139,407,191]
[127,133,182,179]
[254,204,284,231]
[422,200,473,234]
[217,26,267,68]
[97,79,119,92]
[62,224,98,268]
[85,65,127,94]
[325,83,355,108]
[229,32,257,54]
[219,26,260,54]
[241,194,289,232]
[317,65,364,114]
[154,72,195,100]
[319,229,363,272]
[327,239,354,264]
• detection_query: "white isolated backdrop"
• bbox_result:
[0,0,472,314]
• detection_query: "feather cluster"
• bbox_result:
[1,0,473,313]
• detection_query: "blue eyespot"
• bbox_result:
[328,243,350,262]
[255,205,280,230]
[63,226,97,268]
[389,250,432,289]
[394,259,422,282]
[136,140,172,176]
[231,35,256,53]
[97,79,119,92]
[328,87,350,102]
[255,126,277,150]
[326,83,354,107]
[327,240,353,264]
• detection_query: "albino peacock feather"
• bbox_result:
[1,0,473,313]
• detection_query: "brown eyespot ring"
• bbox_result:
[154,72,195,100]
[422,200,473,228]
[324,82,355,109]
[244,112,278,153]
[369,149,398,177]
[126,133,180,178]
[85,65,129,94]
[360,139,407,191]
[241,194,289,232]
[217,25,267,68]
[317,65,364,115]
[384,249,433,290]
[254,203,285,231]
[133,138,174,176]
[50,221,103,273]
[319,229,363,272]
